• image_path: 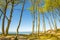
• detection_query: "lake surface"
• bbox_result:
[0,32,31,34]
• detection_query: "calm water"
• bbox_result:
[0,32,31,34]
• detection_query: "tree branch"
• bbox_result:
[0,9,9,21]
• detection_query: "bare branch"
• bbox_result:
[0,9,9,20]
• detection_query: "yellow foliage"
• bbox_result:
[51,0,58,9]
[35,0,41,4]
[38,7,46,13]
[43,0,59,11]
[29,0,60,13]
[28,6,34,11]
[38,7,43,13]
[44,0,60,12]
[56,0,60,7]
[43,0,52,11]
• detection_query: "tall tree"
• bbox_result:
[6,0,14,35]
[35,0,41,35]
[52,10,57,31]
[27,6,35,35]
[32,13,35,34]
[5,0,23,35]
[42,14,46,33]
[16,0,26,35]
[2,0,8,35]
[45,14,53,31]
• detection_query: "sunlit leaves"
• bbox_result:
[51,0,58,9]
[28,0,60,13]
[44,0,60,12]
[43,0,52,12]
[28,6,34,11]
[38,7,44,13]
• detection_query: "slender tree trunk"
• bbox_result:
[52,11,57,31]
[53,13,57,31]
[56,9,60,23]
[37,2,40,36]
[37,13,40,35]
[51,8,57,31]
[31,0,35,35]
[48,12,54,28]
[54,18,57,31]
[45,14,52,31]
[6,0,14,35]
[35,4,38,33]
[32,20,34,34]
[16,0,25,36]
[42,14,46,33]
[36,13,37,33]
[32,14,35,34]
[2,0,8,35]
[55,13,60,23]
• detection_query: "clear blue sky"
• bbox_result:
[0,0,60,33]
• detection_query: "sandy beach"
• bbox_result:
[0,32,60,40]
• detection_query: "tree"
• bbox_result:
[16,0,26,36]
[38,7,46,33]
[45,14,53,31]
[5,0,24,35]
[5,0,14,35]
[2,0,8,35]
[44,0,59,32]
[27,0,37,35]
[36,0,41,35]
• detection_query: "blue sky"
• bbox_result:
[0,0,60,33]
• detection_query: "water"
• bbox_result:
[9,32,32,35]
[0,32,31,34]
[19,32,31,34]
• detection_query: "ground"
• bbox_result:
[0,29,60,40]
